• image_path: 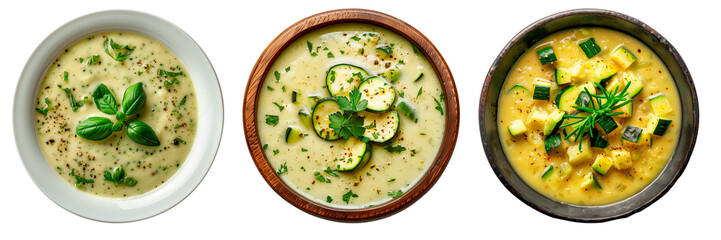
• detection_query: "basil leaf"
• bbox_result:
[127,121,160,146]
[112,167,125,183]
[112,122,123,132]
[76,117,114,141]
[92,84,118,114]
[123,177,138,186]
[121,82,146,115]
[115,110,126,122]
[103,170,113,182]
[103,38,135,61]
[158,69,183,77]
[60,87,82,112]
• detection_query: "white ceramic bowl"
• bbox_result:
[14,10,223,222]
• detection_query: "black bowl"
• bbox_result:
[479,9,698,222]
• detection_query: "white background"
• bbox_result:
[2,0,717,239]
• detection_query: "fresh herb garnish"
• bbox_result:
[35,97,51,115]
[274,71,281,82]
[384,145,406,153]
[103,166,137,186]
[301,148,308,152]
[433,96,444,115]
[561,82,632,151]
[285,66,291,72]
[328,112,365,140]
[273,149,280,155]
[276,162,288,175]
[324,167,339,178]
[76,82,159,146]
[273,102,285,111]
[63,71,69,81]
[376,44,393,54]
[350,36,361,41]
[59,86,85,112]
[337,88,367,112]
[387,189,403,199]
[174,137,187,144]
[179,96,187,106]
[265,114,279,126]
[314,172,331,183]
[306,41,313,53]
[104,38,135,61]
[326,195,333,203]
[416,87,423,98]
[263,144,268,149]
[342,190,358,203]
[158,69,183,78]
[70,168,94,188]
[267,86,274,91]
[387,178,395,182]
[86,55,100,65]
[164,79,180,88]
[327,52,335,58]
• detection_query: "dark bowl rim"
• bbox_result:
[243,8,459,222]
[479,8,698,223]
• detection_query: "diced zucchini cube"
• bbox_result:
[291,90,299,103]
[596,115,618,134]
[611,150,632,170]
[567,138,592,163]
[298,109,312,129]
[610,47,637,70]
[555,67,572,85]
[621,125,643,143]
[649,93,672,116]
[648,115,672,136]
[533,79,553,101]
[537,46,557,65]
[586,59,617,85]
[558,162,573,179]
[526,107,548,125]
[284,126,304,144]
[622,72,644,97]
[508,120,527,136]
[579,38,602,59]
[591,154,613,175]
[543,109,565,136]
[580,172,602,189]
[541,165,556,180]
[380,69,400,82]
[544,134,563,152]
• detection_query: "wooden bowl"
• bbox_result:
[480,9,699,222]
[243,9,458,222]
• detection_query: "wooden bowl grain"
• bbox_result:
[480,9,698,222]
[243,9,458,222]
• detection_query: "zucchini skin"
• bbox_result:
[358,76,397,112]
[311,98,342,141]
[361,110,400,144]
[325,64,369,97]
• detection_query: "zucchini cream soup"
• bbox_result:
[498,28,681,205]
[257,23,446,208]
[35,32,197,197]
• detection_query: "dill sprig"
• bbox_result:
[560,81,632,150]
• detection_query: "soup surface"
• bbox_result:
[498,28,681,205]
[35,32,197,197]
[257,23,446,208]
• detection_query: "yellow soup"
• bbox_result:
[257,23,446,208]
[35,32,197,198]
[497,28,681,205]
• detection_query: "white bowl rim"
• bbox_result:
[13,10,223,222]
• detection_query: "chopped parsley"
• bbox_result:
[342,190,358,203]
[301,148,308,152]
[327,52,335,58]
[265,114,279,126]
[274,71,280,82]
[387,178,396,182]
[276,162,288,175]
[273,102,285,111]
[327,195,333,203]
[387,190,403,199]
[35,97,51,115]
[267,86,274,91]
[417,87,423,98]
[324,167,339,178]
[262,144,268,149]
[285,66,291,72]
[273,149,280,155]
[433,96,444,115]
[384,145,406,153]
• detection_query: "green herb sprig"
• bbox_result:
[103,167,137,186]
[104,38,135,61]
[76,82,160,146]
[70,168,94,188]
[329,88,368,140]
[561,82,632,150]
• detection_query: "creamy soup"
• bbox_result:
[35,32,197,197]
[257,23,446,208]
[498,28,681,205]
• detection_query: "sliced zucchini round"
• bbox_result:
[311,98,341,140]
[326,64,369,97]
[334,137,372,172]
[359,110,399,143]
[358,76,397,112]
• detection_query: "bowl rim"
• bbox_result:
[479,8,698,222]
[13,10,224,222]
[243,8,459,222]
